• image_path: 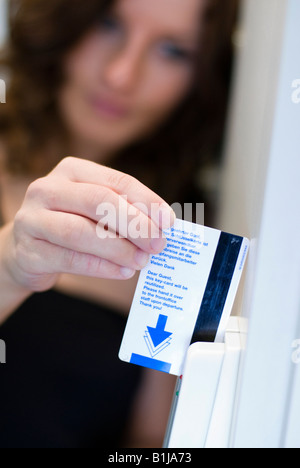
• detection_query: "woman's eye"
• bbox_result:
[99,14,121,32]
[159,42,192,62]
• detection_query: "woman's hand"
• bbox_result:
[2,157,175,293]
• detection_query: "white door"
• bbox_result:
[218,0,300,448]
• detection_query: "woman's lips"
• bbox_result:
[89,95,131,119]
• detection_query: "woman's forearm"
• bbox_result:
[0,223,32,325]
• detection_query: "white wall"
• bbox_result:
[217,0,300,448]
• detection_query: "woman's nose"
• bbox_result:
[103,40,144,93]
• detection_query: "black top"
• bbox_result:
[0,290,142,448]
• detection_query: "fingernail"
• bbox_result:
[135,249,150,269]
[151,236,167,253]
[120,267,136,279]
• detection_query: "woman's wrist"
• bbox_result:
[0,223,32,324]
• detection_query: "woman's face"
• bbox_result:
[58,0,203,156]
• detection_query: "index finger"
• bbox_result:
[54,157,176,230]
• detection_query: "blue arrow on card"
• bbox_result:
[147,315,172,348]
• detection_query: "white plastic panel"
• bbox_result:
[166,318,246,449]
[205,328,243,448]
[168,342,225,448]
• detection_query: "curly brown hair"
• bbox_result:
[0,0,239,206]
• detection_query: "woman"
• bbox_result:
[0,0,238,447]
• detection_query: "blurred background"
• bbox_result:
[1,0,300,449]
[0,0,241,448]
